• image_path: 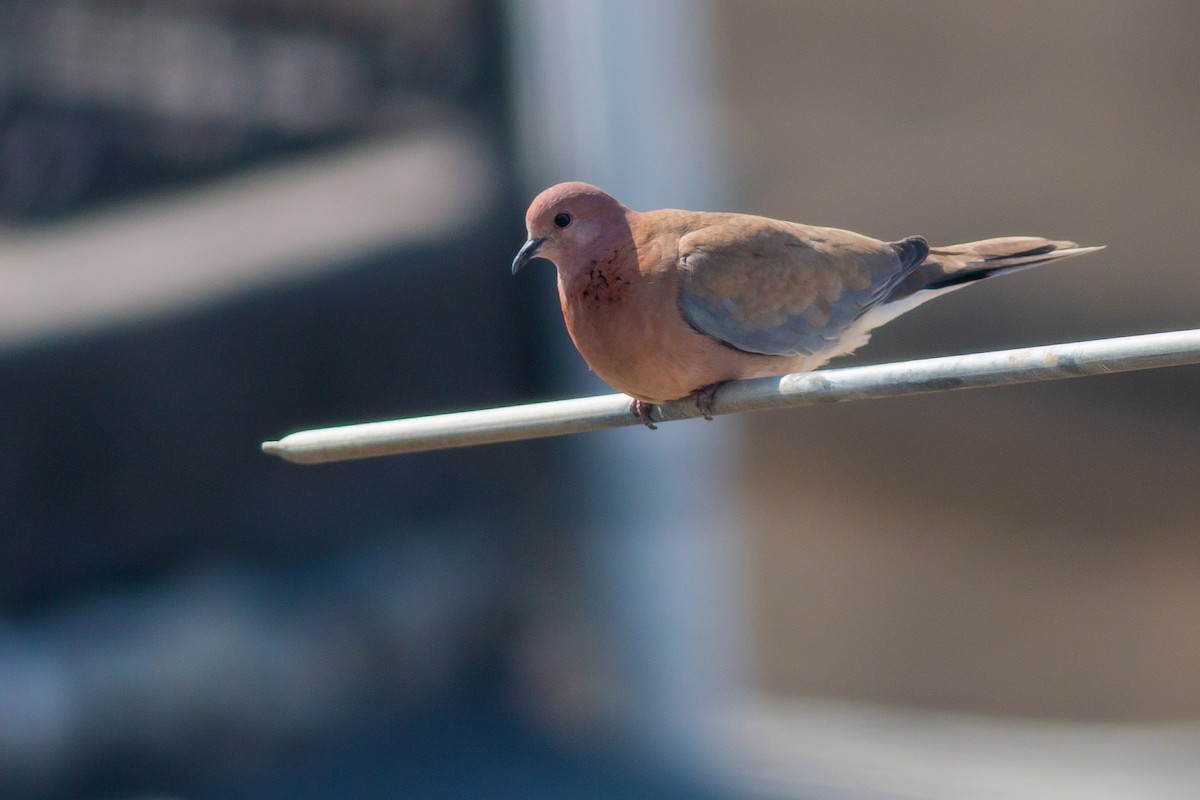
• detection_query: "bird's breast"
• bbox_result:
[572,249,633,307]
[558,257,642,355]
[556,263,762,403]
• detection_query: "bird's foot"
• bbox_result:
[629,398,658,430]
[690,383,721,421]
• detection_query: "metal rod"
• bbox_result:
[262,328,1200,464]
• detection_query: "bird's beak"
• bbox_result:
[511,237,546,275]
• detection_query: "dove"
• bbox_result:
[511,182,1102,428]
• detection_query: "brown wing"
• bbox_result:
[677,215,926,356]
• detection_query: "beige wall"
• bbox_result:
[714,0,1200,720]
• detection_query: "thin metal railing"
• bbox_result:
[262,328,1200,464]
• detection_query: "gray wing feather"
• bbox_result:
[677,220,927,357]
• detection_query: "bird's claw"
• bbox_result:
[691,384,720,421]
[631,387,718,429]
[630,399,658,430]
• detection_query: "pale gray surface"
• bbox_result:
[726,696,1200,800]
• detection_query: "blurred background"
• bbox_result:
[1,1,1199,798]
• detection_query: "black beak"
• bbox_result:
[511,237,546,275]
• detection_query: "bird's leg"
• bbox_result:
[690,383,721,421]
[629,398,658,430]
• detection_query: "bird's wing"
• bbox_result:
[677,216,927,357]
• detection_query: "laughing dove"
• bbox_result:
[512,182,1101,427]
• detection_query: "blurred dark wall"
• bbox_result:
[0,2,601,799]
[0,0,543,607]
[0,228,548,609]
[0,0,496,218]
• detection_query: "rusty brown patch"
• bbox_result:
[576,249,632,306]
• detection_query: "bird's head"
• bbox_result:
[511,182,630,275]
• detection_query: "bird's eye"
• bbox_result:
[554,212,572,228]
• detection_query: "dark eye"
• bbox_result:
[553,212,572,228]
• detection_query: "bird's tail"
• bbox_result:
[894,236,1103,298]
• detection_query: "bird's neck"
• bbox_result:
[558,243,638,307]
